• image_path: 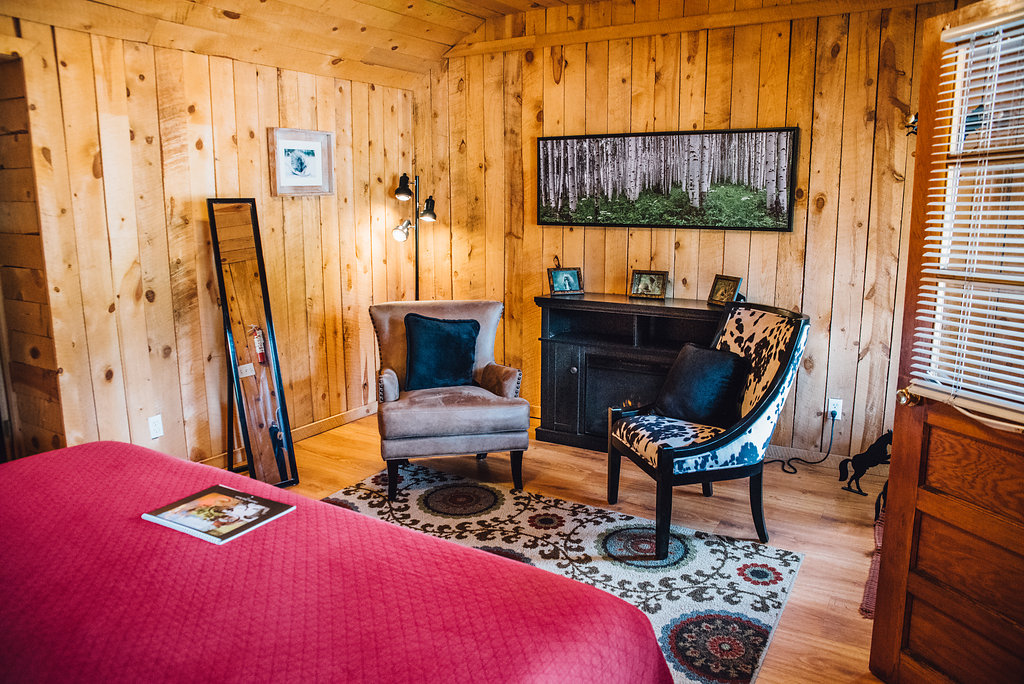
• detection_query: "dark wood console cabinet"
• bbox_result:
[535,293,723,451]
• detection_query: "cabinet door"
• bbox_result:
[582,354,670,437]
[541,342,582,434]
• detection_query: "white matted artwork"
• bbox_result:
[268,127,334,196]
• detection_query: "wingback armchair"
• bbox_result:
[608,303,809,559]
[369,300,530,500]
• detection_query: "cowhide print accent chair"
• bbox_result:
[608,303,810,559]
[369,300,530,501]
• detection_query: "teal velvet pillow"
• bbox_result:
[404,313,480,391]
[653,343,748,428]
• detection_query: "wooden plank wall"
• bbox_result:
[417,0,959,457]
[11,18,415,462]
[0,55,64,457]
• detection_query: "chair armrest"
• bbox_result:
[378,368,400,402]
[479,363,523,398]
[608,403,653,424]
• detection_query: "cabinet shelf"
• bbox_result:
[542,333,636,349]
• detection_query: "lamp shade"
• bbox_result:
[393,219,412,242]
[394,173,413,201]
[420,196,437,222]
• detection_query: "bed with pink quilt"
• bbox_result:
[0,441,670,683]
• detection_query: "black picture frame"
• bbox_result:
[548,267,584,295]
[629,269,669,299]
[708,274,743,306]
[537,127,798,231]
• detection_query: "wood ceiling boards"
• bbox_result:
[0,0,580,89]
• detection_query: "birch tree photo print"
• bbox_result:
[537,128,797,230]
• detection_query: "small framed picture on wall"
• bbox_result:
[548,267,584,295]
[629,270,669,299]
[268,127,335,196]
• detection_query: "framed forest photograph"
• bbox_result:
[537,127,798,231]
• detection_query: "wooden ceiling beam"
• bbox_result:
[182,3,447,66]
[148,19,423,87]
[192,0,471,46]
[308,0,475,44]
[1,0,157,43]
[350,0,494,26]
[446,0,930,57]
[490,0,569,10]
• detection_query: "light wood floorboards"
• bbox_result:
[293,417,884,683]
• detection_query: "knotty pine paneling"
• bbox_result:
[415,0,957,457]
[0,56,64,458]
[13,20,414,462]
[7,0,961,464]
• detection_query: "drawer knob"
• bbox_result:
[569,366,578,374]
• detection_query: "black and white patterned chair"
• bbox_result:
[607,302,809,559]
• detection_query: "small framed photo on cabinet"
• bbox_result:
[629,270,669,299]
[707,274,742,306]
[548,267,584,295]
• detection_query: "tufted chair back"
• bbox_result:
[369,300,503,392]
[713,304,810,419]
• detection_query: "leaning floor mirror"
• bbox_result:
[207,198,298,487]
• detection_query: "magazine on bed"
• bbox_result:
[142,485,294,545]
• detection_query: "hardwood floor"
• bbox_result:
[292,417,885,684]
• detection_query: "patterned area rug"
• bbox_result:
[323,464,802,683]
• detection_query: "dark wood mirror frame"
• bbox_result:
[207,198,298,487]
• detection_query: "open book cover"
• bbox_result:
[142,484,294,545]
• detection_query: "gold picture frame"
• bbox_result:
[629,269,669,299]
[708,274,742,306]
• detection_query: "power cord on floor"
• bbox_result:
[766,409,836,474]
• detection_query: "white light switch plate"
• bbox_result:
[238,363,256,379]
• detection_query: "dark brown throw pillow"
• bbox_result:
[652,343,748,428]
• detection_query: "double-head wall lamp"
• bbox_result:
[392,172,435,300]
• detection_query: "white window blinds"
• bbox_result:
[910,13,1024,430]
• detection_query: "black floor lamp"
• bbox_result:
[392,173,436,300]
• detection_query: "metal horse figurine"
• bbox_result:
[839,430,892,496]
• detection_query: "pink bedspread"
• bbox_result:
[0,442,670,683]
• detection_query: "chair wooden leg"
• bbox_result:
[702,482,713,497]
[750,469,769,543]
[607,445,621,504]
[386,460,400,502]
[655,476,672,560]
[476,453,487,460]
[510,451,524,490]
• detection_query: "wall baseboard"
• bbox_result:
[290,403,378,442]
[200,402,379,469]
[765,443,890,481]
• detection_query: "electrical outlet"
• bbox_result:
[827,398,843,420]
[148,414,164,440]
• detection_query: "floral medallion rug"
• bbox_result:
[323,464,802,684]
